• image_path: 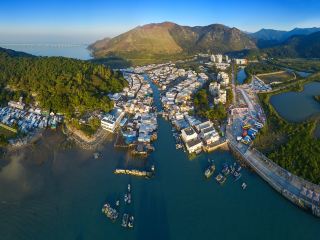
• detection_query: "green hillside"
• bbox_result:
[0,48,127,118]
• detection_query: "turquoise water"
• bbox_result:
[0,48,319,239]
[270,82,320,122]
[0,44,91,60]
[0,79,319,240]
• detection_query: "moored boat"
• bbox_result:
[222,164,230,176]
[102,203,119,222]
[216,173,226,184]
[121,213,129,227]
[204,163,216,179]
[128,215,134,228]
[233,171,242,181]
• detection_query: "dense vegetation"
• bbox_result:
[90,56,132,69]
[70,117,101,137]
[0,50,127,118]
[270,59,320,73]
[193,86,233,122]
[262,32,320,58]
[254,81,320,184]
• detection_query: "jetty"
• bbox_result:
[227,132,320,217]
[114,168,154,178]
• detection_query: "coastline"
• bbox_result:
[64,124,111,150]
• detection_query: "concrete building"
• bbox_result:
[101,108,125,132]
[8,100,25,110]
[209,82,220,96]
[185,138,203,153]
[216,54,223,63]
[235,59,248,65]
[181,127,198,143]
[210,54,216,62]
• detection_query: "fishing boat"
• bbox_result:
[128,215,134,228]
[222,164,230,176]
[230,164,235,174]
[216,174,226,184]
[204,162,216,179]
[233,171,242,181]
[121,213,129,227]
[102,203,119,222]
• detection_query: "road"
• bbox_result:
[231,63,237,106]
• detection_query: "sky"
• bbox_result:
[0,0,320,44]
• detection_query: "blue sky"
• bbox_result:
[0,0,320,43]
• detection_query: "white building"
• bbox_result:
[181,127,198,143]
[101,108,125,132]
[185,138,203,153]
[8,100,25,110]
[235,59,248,65]
[210,54,216,62]
[214,89,227,105]
[216,54,223,63]
[209,82,220,96]
[217,72,229,85]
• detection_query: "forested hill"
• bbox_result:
[0,48,127,117]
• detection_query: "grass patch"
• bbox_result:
[257,71,295,84]
[271,58,320,72]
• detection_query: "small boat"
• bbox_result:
[230,165,235,174]
[102,203,119,222]
[242,182,247,190]
[127,193,132,204]
[124,193,129,204]
[151,165,155,172]
[128,184,131,192]
[116,200,120,207]
[237,166,242,172]
[204,163,216,179]
[121,213,129,227]
[233,171,242,181]
[128,215,134,228]
[216,174,226,184]
[222,165,230,176]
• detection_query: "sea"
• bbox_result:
[0,45,319,240]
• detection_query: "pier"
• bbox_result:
[227,133,320,217]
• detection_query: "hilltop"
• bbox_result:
[89,22,257,63]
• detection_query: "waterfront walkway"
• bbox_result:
[227,123,320,216]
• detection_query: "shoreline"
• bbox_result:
[64,124,111,150]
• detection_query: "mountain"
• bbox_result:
[264,31,320,58]
[89,22,257,61]
[251,29,287,41]
[0,47,34,58]
[251,27,320,48]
